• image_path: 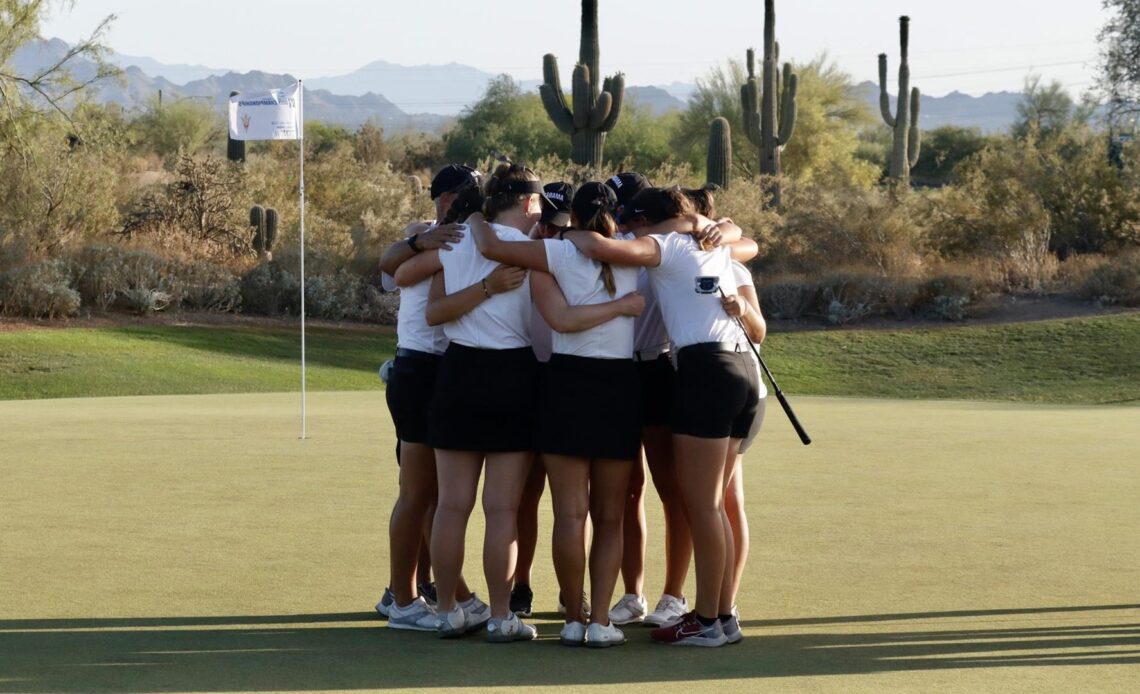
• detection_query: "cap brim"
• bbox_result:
[542,210,572,228]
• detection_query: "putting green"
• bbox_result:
[1,392,1138,692]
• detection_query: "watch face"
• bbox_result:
[694,276,720,294]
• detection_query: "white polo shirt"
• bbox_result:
[647,233,740,349]
[731,261,768,399]
[542,238,638,359]
[439,222,532,349]
[618,232,669,354]
[386,220,447,355]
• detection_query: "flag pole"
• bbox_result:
[298,79,307,440]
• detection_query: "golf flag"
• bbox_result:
[228,82,302,141]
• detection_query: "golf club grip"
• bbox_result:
[773,388,812,446]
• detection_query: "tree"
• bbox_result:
[675,56,877,189]
[131,96,219,162]
[0,0,116,121]
[1098,0,1140,119]
[444,76,566,166]
[909,126,991,186]
[1013,75,1094,140]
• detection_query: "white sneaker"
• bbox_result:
[386,596,438,631]
[722,614,743,644]
[459,593,491,631]
[436,605,468,639]
[559,621,587,646]
[486,613,537,643]
[374,586,395,618]
[644,594,688,627]
[586,621,626,648]
[608,593,648,625]
[557,591,591,618]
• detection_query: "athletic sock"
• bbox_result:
[697,614,718,627]
[718,613,734,623]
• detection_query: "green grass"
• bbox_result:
[2,392,1138,692]
[2,313,1138,403]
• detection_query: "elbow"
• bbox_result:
[378,257,400,277]
[425,311,445,327]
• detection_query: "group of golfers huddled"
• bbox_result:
[374,160,768,648]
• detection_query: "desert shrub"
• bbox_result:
[0,260,81,318]
[772,182,924,277]
[169,260,241,312]
[914,274,981,321]
[240,261,300,316]
[1078,249,1140,306]
[816,271,892,325]
[758,276,819,320]
[69,245,177,312]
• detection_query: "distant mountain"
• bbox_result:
[853,81,1022,134]
[107,52,231,85]
[626,86,686,115]
[309,60,501,116]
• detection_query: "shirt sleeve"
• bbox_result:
[731,261,754,290]
[542,238,570,279]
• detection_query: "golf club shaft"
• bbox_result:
[719,288,812,445]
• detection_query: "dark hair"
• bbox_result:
[629,187,695,224]
[441,184,484,224]
[570,183,620,296]
[682,187,716,217]
[483,162,541,222]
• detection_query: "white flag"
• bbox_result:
[228,82,302,141]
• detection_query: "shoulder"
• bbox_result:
[490,222,529,242]
[731,260,754,287]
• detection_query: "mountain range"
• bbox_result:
[16,38,1026,134]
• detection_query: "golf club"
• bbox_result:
[719,287,812,446]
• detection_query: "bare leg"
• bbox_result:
[643,424,691,600]
[724,453,749,611]
[482,451,532,619]
[514,456,545,587]
[431,449,482,614]
[588,457,634,626]
[619,451,646,597]
[718,440,743,616]
[672,434,732,619]
[389,441,438,607]
[544,454,590,624]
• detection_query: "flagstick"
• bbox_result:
[298,79,307,440]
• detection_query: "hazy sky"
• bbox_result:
[41,0,1108,98]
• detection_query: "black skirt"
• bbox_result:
[427,343,539,453]
[385,349,441,445]
[535,353,642,460]
[636,353,674,428]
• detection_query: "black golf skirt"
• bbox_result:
[535,353,642,461]
[636,353,674,428]
[385,349,442,445]
[671,344,761,441]
[427,343,538,453]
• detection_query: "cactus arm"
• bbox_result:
[741,80,761,145]
[778,72,797,146]
[588,91,612,130]
[541,84,575,134]
[706,116,732,189]
[746,48,756,78]
[596,73,624,132]
[540,53,574,132]
[908,87,922,167]
[572,63,592,130]
[878,54,896,127]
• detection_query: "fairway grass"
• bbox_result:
[2,312,1139,403]
[2,392,1138,692]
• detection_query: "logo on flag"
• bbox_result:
[228,82,302,141]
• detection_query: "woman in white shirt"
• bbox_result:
[564,187,761,648]
[467,181,646,647]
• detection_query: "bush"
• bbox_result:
[171,260,241,312]
[240,261,300,316]
[816,272,891,325]
[70,245,176,312]
[759,276,818,320]
[915,275,981,321]
[0,260,81,318]
[1079,249,1140,306]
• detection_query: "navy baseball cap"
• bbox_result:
[604,172,651,208]
[571,181,618,225]
[540,181,575,228]
[430,164,481,200]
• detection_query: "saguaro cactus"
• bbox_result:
[706,117,732,189]
[250,205,278,260]
[740,0,797,207]
[879,16,922,186]
[227,91,246,163]
[539,0,625,166]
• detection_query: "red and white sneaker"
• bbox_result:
[650,611,728,647]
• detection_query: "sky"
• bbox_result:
[40,0,1109,98]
